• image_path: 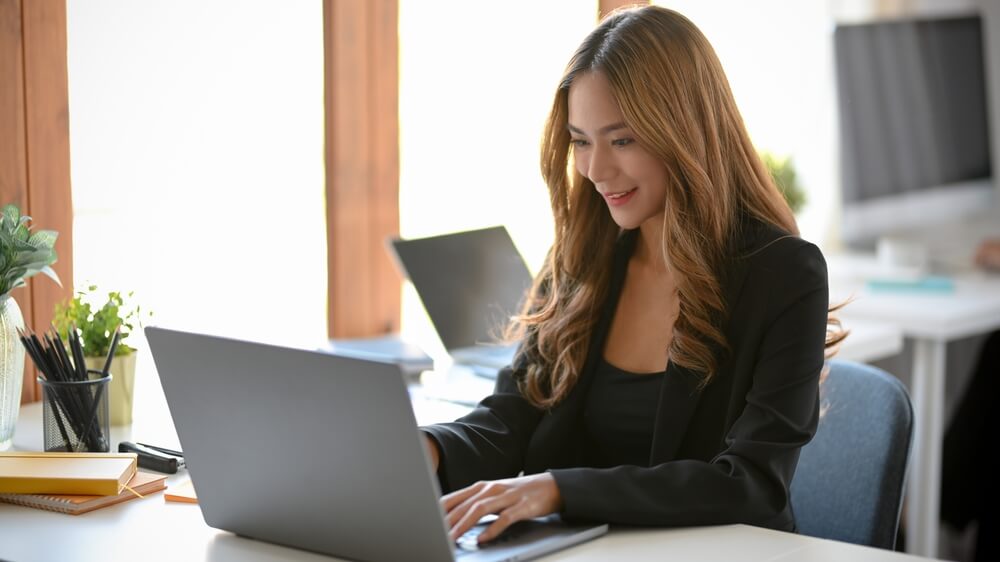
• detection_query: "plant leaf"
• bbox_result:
[11,237,36,252]
[3,266,26,281]
[14,223,29,242]
[14,248,52,265]
[2,205,19,227]
[28,230,57,249]
[40,266,61,286]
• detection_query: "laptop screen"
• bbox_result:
[388,226,534,351]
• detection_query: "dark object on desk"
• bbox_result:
[18,325,121,452]
[322,334,434,378]
[118,441,184,474]
[38,372,111,453]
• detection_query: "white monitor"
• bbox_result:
[834,13,996,252]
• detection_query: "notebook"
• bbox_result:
[0,471,166,515]
[164,478,198,504]
[387,226,533,378]
[146,326,607,562]
[0,452,137,495]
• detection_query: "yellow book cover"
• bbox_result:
[0,452,137,496]
[0,471,166,515]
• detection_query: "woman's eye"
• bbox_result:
[612,138,634,147]
[570,139,589,148]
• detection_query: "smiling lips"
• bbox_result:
[602,187,638,207]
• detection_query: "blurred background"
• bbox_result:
[61,0,1000,353]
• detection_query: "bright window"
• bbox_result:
[67,1,327,349]
[398,1,598,356]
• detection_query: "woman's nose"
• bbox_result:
[586,144,617,184]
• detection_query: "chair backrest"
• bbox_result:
[790,360,914,549]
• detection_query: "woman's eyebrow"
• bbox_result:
[567,122,628,135]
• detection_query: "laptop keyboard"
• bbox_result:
[454,521,526,555]
[455,525,520,556]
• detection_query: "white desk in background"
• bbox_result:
[1,358,935,562]
[834,317,904,364]
[827,252,1000,559]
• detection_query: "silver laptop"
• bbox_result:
[146,326,607,562]
[387,226,533,378]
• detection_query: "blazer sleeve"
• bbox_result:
[420,366,545,493]
[549,242,828,529]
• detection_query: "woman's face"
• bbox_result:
[567,71,668,230]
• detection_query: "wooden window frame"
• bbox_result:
[0,0,74,403]
[321,1,646,338]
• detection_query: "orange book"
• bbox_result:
[0,471,166,515]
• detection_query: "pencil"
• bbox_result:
[69,325,87,381]
[102,325,122,376]
[18,329,75,448]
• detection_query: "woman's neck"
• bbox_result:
[634,214,668,273]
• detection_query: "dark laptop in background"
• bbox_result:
[387,226,534,378]
[146,326,608,562]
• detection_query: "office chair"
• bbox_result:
[790,360,914,549]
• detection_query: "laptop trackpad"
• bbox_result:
[454,515,606,561]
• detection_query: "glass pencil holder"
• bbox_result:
[38,370,112,453]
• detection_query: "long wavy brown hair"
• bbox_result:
[508,5,845,409]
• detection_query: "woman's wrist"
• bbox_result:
[423,434,441,470]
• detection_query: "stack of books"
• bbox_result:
[0,452,166,515]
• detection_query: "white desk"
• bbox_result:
[827,253,1000,558]
[834,317,904,364]
[1,364,937,562]
[1,404,936,562]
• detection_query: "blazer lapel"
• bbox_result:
[648,225,759,464]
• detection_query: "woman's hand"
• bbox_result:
[441,473,563,544]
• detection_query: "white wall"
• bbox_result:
[655,1,840,246]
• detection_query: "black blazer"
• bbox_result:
[421,220,829,532]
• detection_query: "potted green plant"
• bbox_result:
[53,286,151,426]
[0,203,60,450]
[760,150,807,215]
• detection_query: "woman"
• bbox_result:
[421,5,841,544]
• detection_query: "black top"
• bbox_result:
[583,358,665,468]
